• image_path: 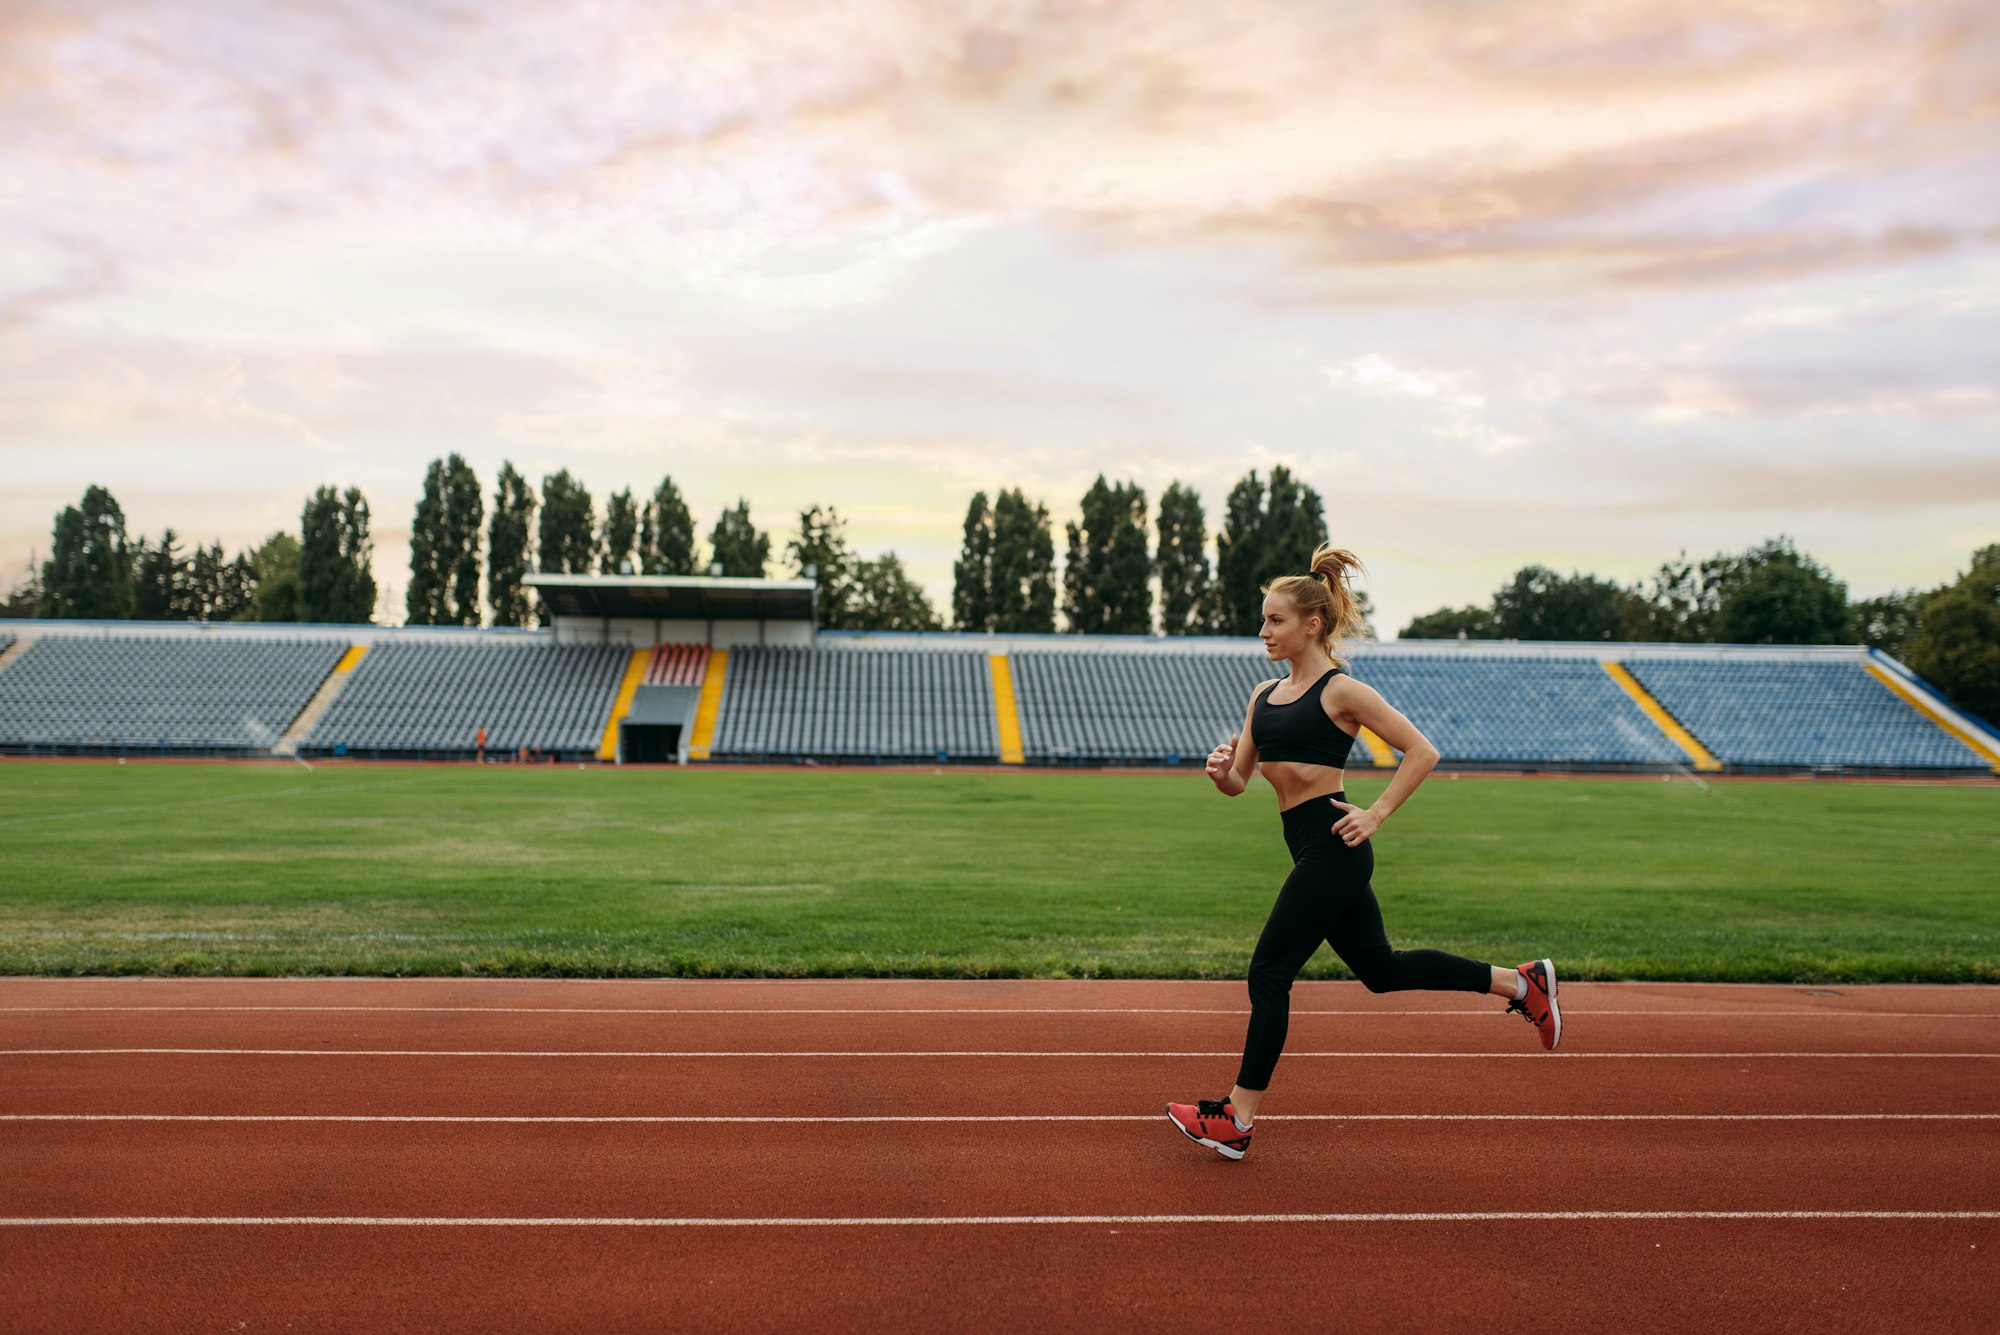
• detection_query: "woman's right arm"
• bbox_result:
[1207,684,1266,796]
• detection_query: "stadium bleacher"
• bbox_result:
[0,622,1988,773]
[1013,651,1268,763]
[1351,654,1689,767]
[0,634,345,753]
[1625,658,1988,771]
[1011,651,1690,767]
[302,640,629,759]
[710,646,998,761]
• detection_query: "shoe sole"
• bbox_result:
[1165,1106,1246,1160]
[1538,957,1562,1051]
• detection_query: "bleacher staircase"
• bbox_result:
[1601,662,1723,772]
[1862,663,2000,774]
[275,645,367,757]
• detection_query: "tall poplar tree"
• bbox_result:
[639,475,698,575]
[189,541,255,622]
[951,491,996,632]
[407,462,448,624]
[1062,476,1150,634]
[990,488,1056,633]
[787,504,854,627]
[1154,481,1213,636]
[537,471,596,576]
[408,455,482,624]
[487,463,537,627]
[1213,465,1328,631]
[297,485,376,623]
[131,529,189,620]
[38,485,134,619]
[1263,465,1328,582]
[708,499,769,577]
[599,488,639,575]
[247,533,301,622]
[1212,472,1265,634]
[445,459,482,625]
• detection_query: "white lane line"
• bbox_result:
[3,1211,1996,1228]
[3,1113,1994,1124]
[1,1007,1991,1018]
[3,1048,1995,1059]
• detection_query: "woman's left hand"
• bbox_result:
[1329,799,1380,847]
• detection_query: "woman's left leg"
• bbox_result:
[1332,882,1565,1047]
[1326,879,1497,996]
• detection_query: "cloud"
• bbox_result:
[1604,452,2000,515]
[0,231,124,334]
[1325,355,1455,400]
[9,1,1995,308]
[2,0,1997,632]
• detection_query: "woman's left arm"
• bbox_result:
[1329,678,1440,847]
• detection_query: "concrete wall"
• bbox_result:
[550,617,813,648]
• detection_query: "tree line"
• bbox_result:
[14,461,1348,637]
[1400,539,2000,722]
[947,466,1353,637]
[26,484,378,625]
[20,466,744,629]
[13,469,1994,723]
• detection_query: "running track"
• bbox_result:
[2,978,1995,1333]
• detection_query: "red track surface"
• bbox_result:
[3,978,1996,1332]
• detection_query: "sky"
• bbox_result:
[2,0,1996,637]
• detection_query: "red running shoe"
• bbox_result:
[1166,1098,1253,1160]
[1509,958,1561,1050]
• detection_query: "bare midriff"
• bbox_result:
[1258,759,1350,811]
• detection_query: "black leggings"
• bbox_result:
[1236,791,1493,1091]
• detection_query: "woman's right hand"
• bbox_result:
[1206,735,1237,786]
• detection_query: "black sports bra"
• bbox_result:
[1252,666,1358,768]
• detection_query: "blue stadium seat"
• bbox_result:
[1351,655,1686,767]
[1624,658,1986,769]
[303,640,628,758]
[0,634,345,751]
[711,646,997,761]
[1012,650,1687,767]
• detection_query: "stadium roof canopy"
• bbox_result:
[524,573,818,623]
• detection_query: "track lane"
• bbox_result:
[6,1052,1997,1117]
[3,1118,1995,1219]
[3,978,1997,1332]
[5,1007,1994,1055]
[2,1219,1994,1334]
[4,977,1997,1016]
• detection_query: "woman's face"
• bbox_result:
[1259,593,1321,660]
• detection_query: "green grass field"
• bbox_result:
[0,762,1994,982]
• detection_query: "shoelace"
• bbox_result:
[1507,996,1534,1023]
[1195,1098,1231,1119]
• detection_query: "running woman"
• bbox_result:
[1167,543,1560,1160]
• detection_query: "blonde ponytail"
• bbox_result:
[1262,542,1368,662]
